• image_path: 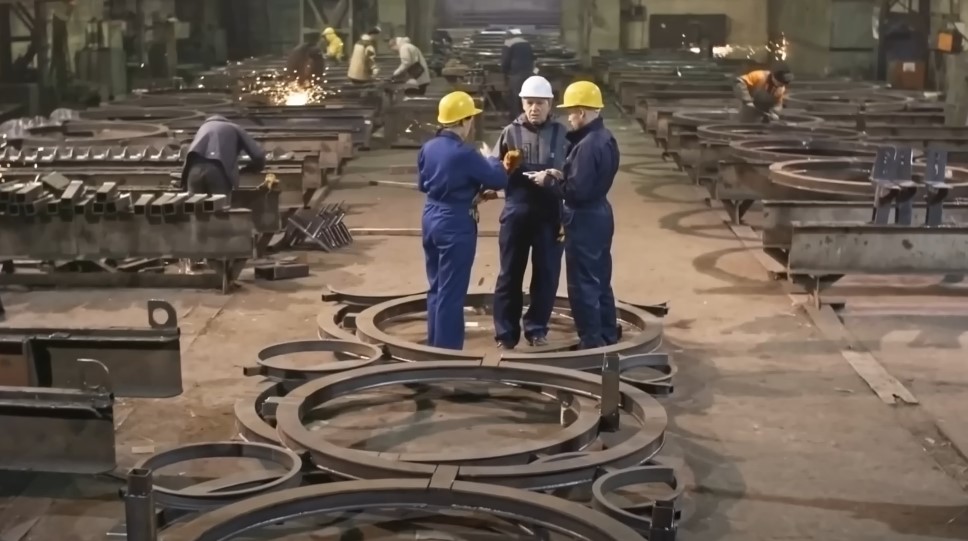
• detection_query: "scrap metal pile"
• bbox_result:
[602,50,966,302]
[117,290,682,540]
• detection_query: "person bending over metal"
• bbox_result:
[348,32,379,84]
[389,36,431,96]
[490,75,568,349]
[734,62,793,123]
[418,91,517,349]
[286,39,326,85]
[501,30,536,121]
[529,81,620,349]
[181,115,266,200]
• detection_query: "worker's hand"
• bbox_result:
[767,111,780,121]
[480,190,499,201]
[547,169,563,180]
[503,149,522,172]
[525,170,554,186]
[479,142,493,156]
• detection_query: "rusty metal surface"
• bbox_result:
[697,123,859,144]
[784,90,911,113]
[18,120,170,146]
[729,138,886,164]
[671,110,823,129]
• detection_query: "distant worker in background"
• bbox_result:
[320,27,344,61]
[286,38,326,85]
[388,36,431,95]
[734,62,793,123]
[501,29,536,121]
[490,75,568,349]
[418,91,515,349]
[348,29,380,83]
[530,81,619,349]
[181,115,267,200]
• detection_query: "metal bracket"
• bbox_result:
[147,299,177,329]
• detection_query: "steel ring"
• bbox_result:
[349,293,663,368]
[275,361,667,490]
[252,340,384,380]
[159,479,646,541]
[321,285,428,307]
[591,464,683,534]
[134,442,303,511]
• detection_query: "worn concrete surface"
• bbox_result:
[0,116,967,540]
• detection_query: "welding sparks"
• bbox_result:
[284,90,311,106]
[244,72,330,106]
[686,35,788,61]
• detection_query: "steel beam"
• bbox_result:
[0,210,254,259]
[787,222,968,275]
[762,201,968,248]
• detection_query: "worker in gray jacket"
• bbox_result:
[389,36,431,95]
[491,75,568,349]
[181,115,267,199]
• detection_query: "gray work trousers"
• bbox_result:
[186,160,232,197]
[733,80,773,123]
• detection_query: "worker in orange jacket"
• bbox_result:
[734,62,793,123]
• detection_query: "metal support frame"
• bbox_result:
[0,299,182,398]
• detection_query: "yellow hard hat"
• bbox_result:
[437,91,482,124]
[322,27,335,36]
[558,80,604,109]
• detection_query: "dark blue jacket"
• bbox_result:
[492,114,567,217]
[501,37,535,77]
[181,116,266,188]
[418,130,507,212]
[556,117,619,210]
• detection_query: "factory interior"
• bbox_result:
[3,0,968,539]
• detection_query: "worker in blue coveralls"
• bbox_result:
[418,91,517,349]
[529,81,619,349]
[490,75,568,349]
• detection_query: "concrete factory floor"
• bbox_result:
[1,114,968,541]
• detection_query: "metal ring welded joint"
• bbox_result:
[245,339,385,380]
[592,464,683,534]
[133,441,303,511]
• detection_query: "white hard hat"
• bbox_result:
[519,76,554,99]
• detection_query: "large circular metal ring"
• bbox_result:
[697,123,859,144]
[729,137,887,164]
[134,442,303,511]
[321,285,428,307]
[256,339,384,379]
[591,465,683,534]
[769,158,968,198]
[349,293,663,368]
[671,109,823,128]
[785,90,910,113]
[80,107,203,123]
[275,361,667,490]
[21,120,169,146]
[158,479,647,541]
[619,353,676,395]
[111,93,233,110]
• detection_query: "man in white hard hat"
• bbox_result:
[490,75,568,349]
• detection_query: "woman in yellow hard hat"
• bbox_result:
[418,91,511,349]
[530,80,620,349]
[320,27,344,61]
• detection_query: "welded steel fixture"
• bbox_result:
[349,293,663,369]
[134,441,304,511]
[768,157,968,199]
[159,479,652,541]
[784,90,911,113]
[592,464,682,537]
[275,360,668,490]
[697,123,860,144]
[234,380,303,446]
[80,107,204,123]
[18,120,170,146]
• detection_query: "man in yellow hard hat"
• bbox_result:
[320,27,344,61]
[529,80,619,349]
[418,91,516,349]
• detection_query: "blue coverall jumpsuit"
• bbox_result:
[555,117,620,349]
[418,130,508,349]
[491,115,568,347]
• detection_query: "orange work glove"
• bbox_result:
[503,149,522,172]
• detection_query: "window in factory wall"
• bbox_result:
[437,0,561,28]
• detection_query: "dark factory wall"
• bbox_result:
[437,0,561,28]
